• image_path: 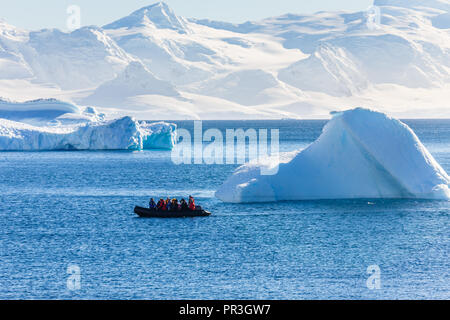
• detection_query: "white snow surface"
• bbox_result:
[374,0,450,11]
[103,2,189,34]
[82,61,180,106]
[0,1,449,119]
[216,108,450,202]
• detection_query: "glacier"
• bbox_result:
[0,98,177,151]
[216,108,450,203]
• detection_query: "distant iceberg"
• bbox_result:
[0,98,105,124]
[0,98,177,150]
[0,98,80,120]
[0,116,176,151]
[216,108,450,202]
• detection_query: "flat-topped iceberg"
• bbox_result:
[0,98,176,150]
[0,98,105,124]
[216,108,450,202]
[0,98,80,115]
[0,116,176,151]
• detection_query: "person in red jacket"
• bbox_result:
[188,196,195,211]
[157,198,165,211]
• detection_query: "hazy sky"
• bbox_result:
[1,0,374,31]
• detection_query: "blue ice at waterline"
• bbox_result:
[0,99,176,150]
[216,108,450,202]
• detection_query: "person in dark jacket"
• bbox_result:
[180,199,188,211]
[149,198,156,210]
[172,198,179,211]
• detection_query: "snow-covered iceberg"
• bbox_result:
[0,97,177,150]
[0,116,176,151]
[0,98,80,120]
[216,108,450,202]
[0,98,106,124]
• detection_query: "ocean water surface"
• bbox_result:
[0,120,449,299]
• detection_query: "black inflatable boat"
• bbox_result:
[134,206,211,218]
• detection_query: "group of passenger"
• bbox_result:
[149,196,196,212]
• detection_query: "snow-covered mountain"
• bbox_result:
[103,3,212,85]
[26,27,135,90]
[83,60,180,106]
[0,1,449,119]
[103,2,189,34]
[374,0,449,10]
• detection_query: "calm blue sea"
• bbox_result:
[0,120,449,300]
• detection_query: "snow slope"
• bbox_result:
[103,2,189,34]
[192,69,304,106]
[103,3,212,86]
[0,22,134,90]
[82,61,180,107]
[0,20,33,79]
[259,7,450,95]
[279,45,367,96]
[0,1,449,119]
[216,108,450,202]
[24,27,134,90]
[374,0,450,11]
[0,116,176,151]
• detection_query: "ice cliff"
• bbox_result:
[0,99,177,150]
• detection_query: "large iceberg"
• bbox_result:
[216,108,450,202]
[0,98,176,150]
[0,116,176,151]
